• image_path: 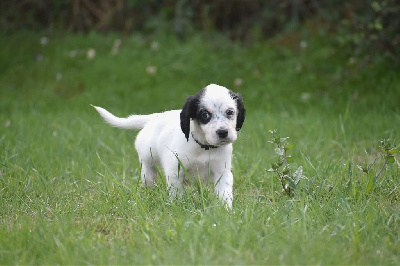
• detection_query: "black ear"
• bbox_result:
[229,91,246,131]
[180,90,204,141]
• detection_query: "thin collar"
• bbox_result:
[191,133,218,150]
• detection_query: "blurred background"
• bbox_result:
[1,0,399,65]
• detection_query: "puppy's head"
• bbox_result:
[180,84,246,146]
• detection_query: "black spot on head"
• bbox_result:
[180,88,205,140]
[197,109,212,124]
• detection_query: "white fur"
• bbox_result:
[93,84,245,208]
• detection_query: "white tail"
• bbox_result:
[91,105,157,130]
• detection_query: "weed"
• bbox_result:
[375,139,400,179]
[357,139,399,192]
[266,129,304,197]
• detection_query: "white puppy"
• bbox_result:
[93,84,245,208]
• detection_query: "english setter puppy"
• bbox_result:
[93,84,245,208]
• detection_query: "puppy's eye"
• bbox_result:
[202,112,210,120]
[226,109,235,117]
[198,110,211,124]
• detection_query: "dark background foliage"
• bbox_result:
[1,0,399,64]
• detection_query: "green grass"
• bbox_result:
[1,30,399,264]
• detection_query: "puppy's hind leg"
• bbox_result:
[139,160,157,187]
[164,166,184,199]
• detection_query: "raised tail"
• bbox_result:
[91,105,157,130]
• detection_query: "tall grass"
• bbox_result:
[0,30,399,264]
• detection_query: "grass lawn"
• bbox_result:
[0,30,399,264]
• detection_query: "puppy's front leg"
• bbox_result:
[214,171,233,208]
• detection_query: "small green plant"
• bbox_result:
[357,139,400,184]
[266,129,303,197]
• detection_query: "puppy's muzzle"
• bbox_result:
[217,129,229,139]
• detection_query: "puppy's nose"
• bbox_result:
[217,129,228,139]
